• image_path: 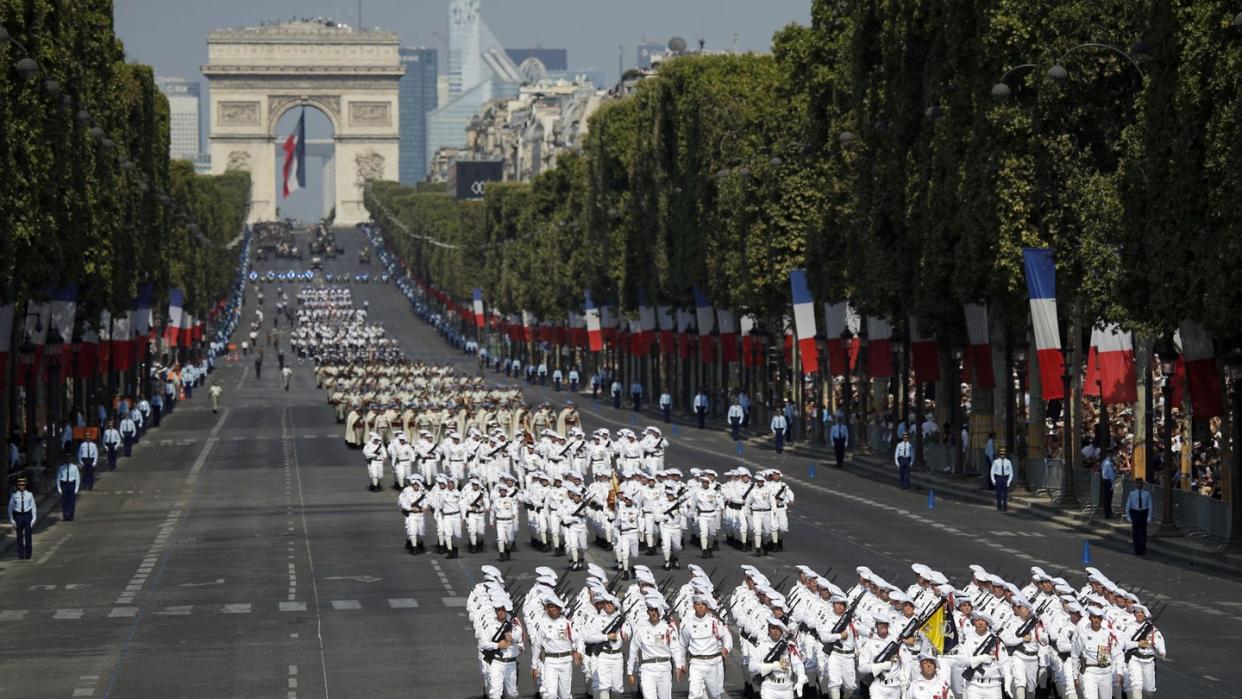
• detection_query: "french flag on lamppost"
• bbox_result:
[789,269,819,374]
[1178,320,1223,417]
[657,306,674,354]
[0,304,13,390]
[165,288,185,347]
[584,290,603,352]
[963,303,996,389]
[1021,248,1066,400]
[282,109,306,199]
[472,289,485,329]
[693,288,716,362]
[1085,323,1137,404]
[636,287,656,357]
[48,285,78,344]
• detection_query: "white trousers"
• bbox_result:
[591,652,625,693]
[966,681,1005,699]
[1125,658,1156,693]
[440,514,462,547]
[638,662,672,699]
[466,512,487,544]
[1012,654,1038,693]
[394,461,412,485]
[818,651,857,692]
[487,659,519,699]
[540,657,574,699]
[367,460,384,482]
[1080,669,1117,699]
[495,518,516,547]
[687,658,724,699]
[404,513,425,543]
[774,508,789,532]
[869,682,903,699]
[660,526,683,559]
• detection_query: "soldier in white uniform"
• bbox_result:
[581,593,632,699]
[692,475,722,557]
[1073,606,1124,699]
[415,430,438,485]
[744,474,776,556]
[560,486,590,571]
[907,654,955,699]
[952,612,1011,699]
[463,478,491,554]
[658,485,687,571]
[626,595,685,699]
[678,595,733,699]
[439,478,464,558]
[398,477,429,554]
[1122,604,1165,699]
[614,492,643,578]
[749,616,806,699]
[363,432,387,491]
[530,595,581,699]
[491,483,519,561]
[859,613,913,699]
[478,597,525,699]
[814,593,860,699]
[389,432,416,490]
[768,471,793,551]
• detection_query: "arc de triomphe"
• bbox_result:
[202,21,402,225]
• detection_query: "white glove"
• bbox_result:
[970,655,993,668]
[821,632,840,642]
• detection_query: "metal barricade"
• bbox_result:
[1118,478,1232,539]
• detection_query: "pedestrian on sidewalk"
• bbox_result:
[611,379,623,409]
[630,381,643,412]
[77,437,98,491]
[7,477,35,560]
[782,400,796,444]
[728,400,744,442]
[568,368,579,393]
[831,419,849,467]
[895,433,913,489]
[990,446,1014,511]
[659,391,672,423]
[254,349,264,379]
[738,390,751,428]
[983,432,997,490]
[770,411,788,454]
[281,366,293,391]
[137,395,151,437]
[56,459,81,521]
[691,390,709,429]
[552,367,563,391]
[209,381,223,414]
[119,413,137,459]
[1124,478,1152,555]
[151,392,163,427]
[102,421,121,471]
[1100,449,1117,520]
[537,361,548,386]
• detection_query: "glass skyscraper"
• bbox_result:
[398,47,438,184]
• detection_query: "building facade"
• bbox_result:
[155,76,201,161]
[398,47,438,184]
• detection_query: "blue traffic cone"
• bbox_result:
[809,463,817,479]
[928,489,935,509]
[736,443,744,456]
[1081,540,1092,565]
[671,425,679,437]
[629,414,637,425]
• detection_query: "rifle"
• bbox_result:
[662,498,687,517]
[961,633,1001,681]
[822,591,866,654]
[1122,609,1163,663]
[409,490,429,510]
[489,591,528,647]
[762,623,797,664]
[873,600,943,680]
[570,498,590,518]
[584,599,641,655]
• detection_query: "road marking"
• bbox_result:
[280,601,307,612]
[109,607,138,618]
[284,408,331,699]
[388,598,419,608]
[54,608,84,620]
[331,600,360,610]
[223,603,252,614]
[0,610,27,621]
[36,533,73,564]
[156,605,193,616]
[442,597,467,607]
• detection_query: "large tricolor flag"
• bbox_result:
[789,269,819,374]
[282,109,306,199]
[135,283,155,336]
[909,317,940,383]
[692,287,716,362]
[48,285,78,343]
[165,288,185,347]
[583,290,603,352]
[1177,320,1223,417]
[1021,248,1065,400]
[716,308,738,363]
[963,303,996,389]
[866,317,893,377]
[0,304,13,389]
[472,289,485,329]
[636,288,656,357]
[657,306,675,354]
[823,302,850,376]
[1084,324,1137,404]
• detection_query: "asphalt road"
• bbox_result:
[0,226,1238,698]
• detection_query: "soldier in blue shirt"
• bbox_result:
[1100,450,1117,520]
[8,477,36,559]
[1124,478,1153,555]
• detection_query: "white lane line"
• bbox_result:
[285,407,330,699]
[0,610,28,621]
[331,600,360,610]
[280,601,307,612]
[36,533,73,565]
[54,608,85,620]
[388,598,419,609]
[222,603,252,614]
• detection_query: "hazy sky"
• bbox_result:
[115,0,811,221]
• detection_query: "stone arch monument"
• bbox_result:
[203,20,402,225]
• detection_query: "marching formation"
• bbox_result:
[468,562,1166,699]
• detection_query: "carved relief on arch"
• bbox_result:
[225,150,252,172]
[355,151,385,185]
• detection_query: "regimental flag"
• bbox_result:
[963,303,996,389]
[165,288,185,347]
[909,317,941,383]
[919,599,955,654]
[1022,248,1066,400]
[584,291,603,352]
[866,317,894,378]
[1085,324,1137,404]
[282,109,306,199]
[472,289,485,329]
[789,270,819,374]
[1177,320,1223,418]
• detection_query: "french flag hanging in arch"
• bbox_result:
[282,109,306,199]
[1022,248,1065,400]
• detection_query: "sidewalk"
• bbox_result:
[516,377,1242,580]
[0,377,224,559]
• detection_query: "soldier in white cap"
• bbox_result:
[439,478,464,558]
[860,612,912,698]
[363,432,388,491]
[530,594,581,699]
[953,611,1010,699]
[581,593,632,699]
[415,430,438,485]
[658,485,688,571]
[561,486,590,571]
[491,482,519,561]
[397,476,429,554]
[613,491,642,578]
[478,594,525,699]
[626,594,684,699]
[749,616,806,698]
[1122,603,1166,699]
[464,479,491,554]
[907,653,954,699]
[678,594,733,699]
[389,431,415,490]
[744,474,776,556]
[692,473,722,557]
[999,595,1047,699]
[1073,606,1123,699]
[815,592,860,699]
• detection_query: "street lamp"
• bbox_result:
[1156,339,1179,534]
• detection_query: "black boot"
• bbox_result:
[673,556,680,569]
[405,540,414,552]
